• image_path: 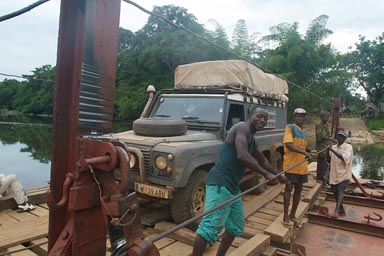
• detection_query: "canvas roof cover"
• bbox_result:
[174,60,288,100]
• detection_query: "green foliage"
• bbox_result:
[1,6,380,123]
[366,117,384,130]
[0,65,55,115]
[259,15,354,115]
[344,33,384,108]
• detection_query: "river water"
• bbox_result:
[0,117,383,188]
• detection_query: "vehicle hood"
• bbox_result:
[112,130,218,147]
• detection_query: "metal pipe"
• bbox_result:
[79,155,112,169]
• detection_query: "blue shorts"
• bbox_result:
[196,185,244,243]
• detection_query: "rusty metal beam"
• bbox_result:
[48,0,121,253]
[307,212,384,238]
[331,98,341,137]
[325,193,384,209]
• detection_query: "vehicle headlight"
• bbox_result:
[129,153,136,168]
[155,155,167,170]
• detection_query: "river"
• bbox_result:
[0,116,383,188]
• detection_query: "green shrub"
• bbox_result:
[366,117,384,130]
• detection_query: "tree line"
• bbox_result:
[0,5,383,121]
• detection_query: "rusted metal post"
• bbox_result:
[331,98,341,138]
[47,0,121,254]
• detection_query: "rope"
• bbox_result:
[89,165,132,226]
[0,0,51,22]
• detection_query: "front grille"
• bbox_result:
[127,144,151,176]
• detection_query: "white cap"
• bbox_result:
[293,108,306,114]
[337,130,347,137]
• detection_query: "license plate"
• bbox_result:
[135,182,170,199]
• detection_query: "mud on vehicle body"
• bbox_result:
[112,60,288,228]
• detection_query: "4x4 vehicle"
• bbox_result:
[112,60,288,227]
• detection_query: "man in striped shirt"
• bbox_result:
[282,108,311,228]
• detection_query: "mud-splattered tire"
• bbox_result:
[133,118,187,137]
[171,170,207,230]
[269,151,283,185]
[240,173,267,195]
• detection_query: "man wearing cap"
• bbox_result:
[328,129,353,218]
[282,108,312,228]
[315,110,331,184]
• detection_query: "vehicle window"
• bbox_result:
[151,96,224,122]
[226,104,244,130]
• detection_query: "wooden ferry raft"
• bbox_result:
[0,167,323,255]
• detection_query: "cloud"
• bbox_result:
[0,0,383,81]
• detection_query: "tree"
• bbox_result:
[231,19,261,59]
[258,16,352,115]
[114,5,233,120]
[344,33,384,111]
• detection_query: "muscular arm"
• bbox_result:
[231,123,274,178]
[252,150,276,174]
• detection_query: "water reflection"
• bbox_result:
[353,144,384,181]
[1,115,383,189]
[0,116,52,188]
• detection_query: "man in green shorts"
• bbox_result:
[192,106,286,256]
[282,108,311,228]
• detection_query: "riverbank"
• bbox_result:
[305,117,383,149]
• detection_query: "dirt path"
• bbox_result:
[305,117,375,149]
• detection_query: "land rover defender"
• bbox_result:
[112,60,288,227]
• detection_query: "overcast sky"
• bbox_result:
[0,0,383,81]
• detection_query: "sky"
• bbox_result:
[0,0,383,81]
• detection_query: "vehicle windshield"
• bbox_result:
[150,95,224,122]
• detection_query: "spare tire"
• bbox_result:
[133,117,187,137]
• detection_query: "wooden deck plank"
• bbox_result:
[154,237,176,250]
[245,221,269,230]
[0,210,18,226]
[29,237,48,256]
[247,216,273,225]
[29,206,49,217]
[242,226,264,239]
[264,202,284,211]
[5,210,38,222]
[252,212,277,221]
[258,208,281,216]
[303,183,322,206]
[154,221,196,246]
[6,244,38,255]
[203,242,236,256]
[0,215,48,250]
[264,202,309,243]
[228,233,270,256]
[243,184,285,218]
[158,241,192,256]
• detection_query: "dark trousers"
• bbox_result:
[316,155,328,182]
[331,180,349,214]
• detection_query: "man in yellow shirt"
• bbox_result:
[282,108,311,228]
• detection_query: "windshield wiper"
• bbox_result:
[154,114,171,117]
[182,116,199,120]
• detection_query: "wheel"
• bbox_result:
[240,172,267,195]
[171,170,207,230]
[133,117,187,137]
[269,151,283,185]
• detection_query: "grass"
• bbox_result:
[366,117,384,130]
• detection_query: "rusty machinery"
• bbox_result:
[46,0,158,255]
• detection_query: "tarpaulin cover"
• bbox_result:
[174,60,288,101]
